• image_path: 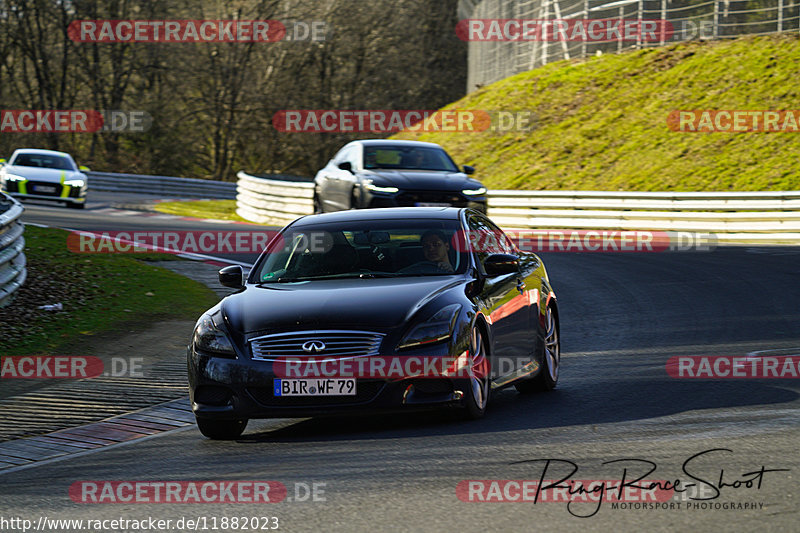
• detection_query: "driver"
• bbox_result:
[421,230,454,272]
[408,150,426,168]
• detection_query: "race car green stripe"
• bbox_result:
[60,171,70,197]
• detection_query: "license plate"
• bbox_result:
[33,185,57,194]
[274,378,356,396]
[416,202,450,207]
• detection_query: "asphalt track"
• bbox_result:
[2,192,799,532]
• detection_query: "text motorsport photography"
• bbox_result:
[457,449,788,518]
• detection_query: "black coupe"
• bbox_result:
[188,207,559,439]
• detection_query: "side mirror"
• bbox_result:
[219,265,244,289]
[338,161,353,173]
[483,253,519,276]
[463,165,475,175]
[79,165,90,171]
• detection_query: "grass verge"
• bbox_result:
[153,199,250,222]
[394,34,800,191]
[0,225,220,357]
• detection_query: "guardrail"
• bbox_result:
[234,177,800,243]
[0,193,27,307]
[87,171,237,199]
[488,190,800,244]
[236,171,314,225]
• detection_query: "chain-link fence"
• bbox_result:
[459,0,800,90]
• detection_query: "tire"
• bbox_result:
[313,192,323,214]
[195,417,248,440]
[516,305,559,393]
[460,325,491,420]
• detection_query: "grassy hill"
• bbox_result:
[394,34,800,191]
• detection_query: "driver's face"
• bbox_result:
[422,235,449,263]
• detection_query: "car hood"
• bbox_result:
[4,165,84,182]
[362,169,480,192]
[223,276,464,334]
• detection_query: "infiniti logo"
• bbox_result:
[302,340,326,353]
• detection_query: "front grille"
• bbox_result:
[247,380,385,406]
[396,191,463,206]
[250,330,384,360]
[27,181,63,197]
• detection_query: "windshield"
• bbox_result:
[11,153,75,171]
[363,145,459,172]
[254,219,467,282]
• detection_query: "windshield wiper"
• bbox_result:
[261,272,442,283]
[271,273,362,282]
[358,272,398,278]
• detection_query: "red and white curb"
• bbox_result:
[0,398,195,474]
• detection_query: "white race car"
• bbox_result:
[0,148,89,209]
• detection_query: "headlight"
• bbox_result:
[365,180,399,194]
[398,304,461,349]
[4,174,26,182]
[64,179,85,187]
[462,187,487,196]
[193,313,235,357]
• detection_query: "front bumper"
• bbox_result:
[3,179,87,203]
[188,348,470,420]
[362,189,487,213]
[7,192,86,204]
